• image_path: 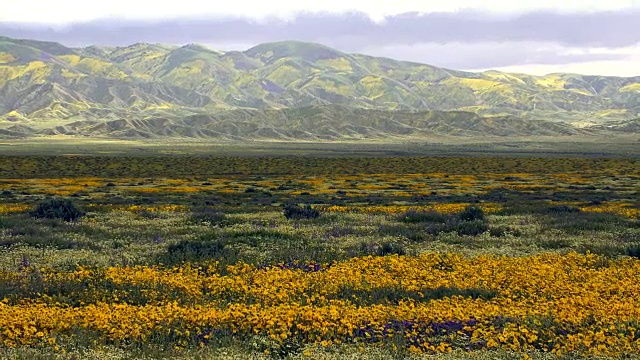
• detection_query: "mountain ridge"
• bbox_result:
[0,36,639,140]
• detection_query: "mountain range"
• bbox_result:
[0,35,639,139]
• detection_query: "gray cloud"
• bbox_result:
[0,10,638,69]
[2,10,639,48]
[358,42,630,70]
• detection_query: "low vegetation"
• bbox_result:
[0,155,638,359]
[30,198,85,222]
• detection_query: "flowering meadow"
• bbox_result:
[0,155,638,359]
[2,252,640,357]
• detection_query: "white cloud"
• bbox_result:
[1,0,638,77]
[480,60,640,77]
[0,0,638,25]
[356,42,640,76]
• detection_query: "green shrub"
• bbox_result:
[376,241,406,256]
[456,220,489,236]
[489,226,521,237]
[398,210,450,224]
[547,212,632,234]
[547,205,581,213]
[425,222,456,236]
[30,199,84,222]
[416,205,492,237]
[378,224,429,242]
[497,201,551,215]
[189,207,230,226]
[282,203,319,220]
[458,205,485,222]
[165,239,229,263]
[626,244,640,259]
[139,210,165,220]
[539,238,573,250]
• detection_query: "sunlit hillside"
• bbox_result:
[1,36,639,139]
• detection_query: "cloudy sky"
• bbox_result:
[1,0,639,76]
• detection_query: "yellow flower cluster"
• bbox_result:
[126,186,203,193]
[0,203,31,214]
[86,204,188,213]
[579,203,639,220]
[1,253,640,356]
[549,201,639,219]
[0,203,191,215]
[318,203,502,214]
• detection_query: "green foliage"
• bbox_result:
[404,206,492,238]
[459,205,486,222]
[547,205,581,214]
[626,244,640,259]
[538,238,574,250]
[424,220,490,237]
[377,224,429,242]
[546,212,635,235]
[376,242,407,256]
[455,220,490,236]
[399,210,450,224]
[188,207,230,226]
[250,335,303,359]
[580,243,640,259]
[489,226,521,237]
[164,239,230,264]
[30,198,85,222]
[282,203,320,220]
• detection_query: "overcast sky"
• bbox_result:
[1,0,639,76]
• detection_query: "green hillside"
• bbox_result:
[0,36,639,139]
[0,105,600,139]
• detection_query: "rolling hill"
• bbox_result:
[12,105,590,140]
[0,36,639,139]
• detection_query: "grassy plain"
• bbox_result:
[0,143,638,359]
[0,135,638,156]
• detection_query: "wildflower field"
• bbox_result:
[0,155,638,359]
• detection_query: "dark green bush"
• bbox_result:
[489,226,521,237]
[424,219,489,237]
[189,207,230,226]
[30,199,85,222]
[324,225,357,238]
[456,220,489,236]
[282,203,319,220]
[539,238,573,250]
[626,244,640,259]
[139,210,165,220]
[165,239,230,263]
[458,205,486,222]
[548,205,581,213]
[425,222,456,236]
[497,201,551,215]
[416,205,492,237]
[378,224,429,242]
[398,210,450,224]
[376,241,406,256]
[547,212,633,234]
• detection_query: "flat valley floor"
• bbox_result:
[0,140,638,359]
